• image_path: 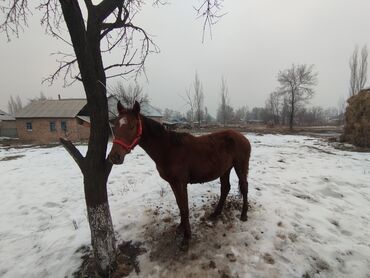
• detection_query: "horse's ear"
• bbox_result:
[133,101,140,115]
[117,101,125,113]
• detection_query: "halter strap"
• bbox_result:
[113,117,142,152]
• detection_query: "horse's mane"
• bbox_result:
[141,115,192,145]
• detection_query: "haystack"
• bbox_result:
[342,89,370,147]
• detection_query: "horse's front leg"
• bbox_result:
[170,182,191,247]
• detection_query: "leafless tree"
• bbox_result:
[359,46,368,91]
[280,96,290,126]
[113,82,149,108]
[349,45,368,97]
[234,105,248,123]
[217,77,233,126]
[349,47,358,98]
[204,106,209,125]
[265,91,281,124]
[337,97,346,125]
[7,95,23,115]
[0,0,223,275]
[183,87,195,125]
[277,64,318,130]
[182,72,204,128]
[28,91,49,103]
[193,72,204,128]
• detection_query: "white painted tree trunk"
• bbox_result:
[87,202,116,275]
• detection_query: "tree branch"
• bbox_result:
[42,53,79,86]
[0,0,31,40]
[100,4,129,39]
[83,0,94,11]
[96,0,121,22]
[60,137,85,172]
[194,0,225,42]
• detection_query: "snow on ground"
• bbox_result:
[0,134,370,278]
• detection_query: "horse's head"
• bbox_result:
[108,100,142,165]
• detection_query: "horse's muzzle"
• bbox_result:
[109,152,125,165]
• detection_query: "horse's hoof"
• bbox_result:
[240,214,248,222]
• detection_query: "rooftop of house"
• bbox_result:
[15,99,87,118]
[141,103,162,118]
[0,109,15,121]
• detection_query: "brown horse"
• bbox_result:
[108,101,251,246]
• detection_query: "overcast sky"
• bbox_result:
[1,0,370,116]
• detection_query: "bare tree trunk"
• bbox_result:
[289,91,295,130]
[59,1,116,276]
[289,110,294,130]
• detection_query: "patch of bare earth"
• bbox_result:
[140,193,258,277]
[73,241,146,278]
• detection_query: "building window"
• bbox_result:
[50,121,56,132]
[26,122,32,131]
[61,121,67,132]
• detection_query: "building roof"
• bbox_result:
[141,103,162,118]
[77,115,90,123]
[0,109,15,121]
[15,99,87,118]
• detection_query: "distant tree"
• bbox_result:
[204,107,215,124]
[337,97,346,125]
[193,72,204,128]
[28,91,49,103]
[349,45,368,97]
[7,95,22,115]
[234,105,248,123]
[323,107,338,124]
[246,107,268,122]
[113,83,149,108]
[265,91,281,124]
[309,106,324,125]
[163,108,183,121]
[277,64,318,130]
[217,77,233,126]
[204,107,208,125]
[182,72,204,127]
[186,109,194,123]
[184,88,195,125]
[280,96,291,126]
[296,106,333,126]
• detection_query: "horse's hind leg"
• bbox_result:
[234,160,249,221]
[209,168,232,219]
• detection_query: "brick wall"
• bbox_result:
[16,118,90,143]
[0,120,18,137]
[1,120,16,129]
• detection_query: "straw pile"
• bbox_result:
[342,89,370,147]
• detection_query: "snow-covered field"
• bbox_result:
[0,134,370,278]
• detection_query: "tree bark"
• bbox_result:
[59,1,116,276]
